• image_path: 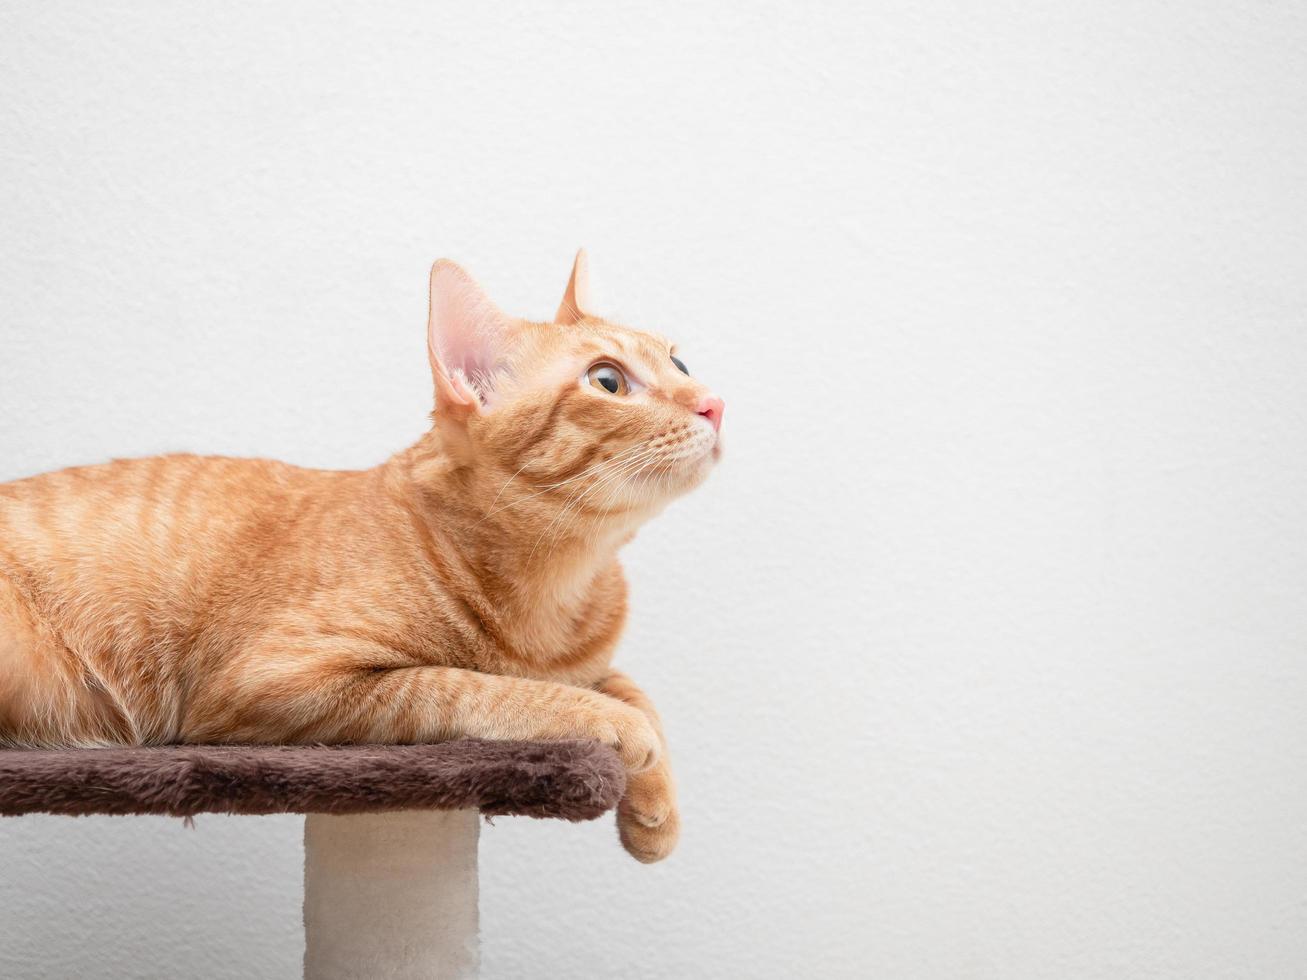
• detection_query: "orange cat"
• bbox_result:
[0,252,722,862]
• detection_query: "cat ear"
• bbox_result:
[555,248,596,325]
[427,259,512,412]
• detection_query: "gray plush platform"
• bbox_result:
[0,739,626,820]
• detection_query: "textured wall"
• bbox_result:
[2,2,1306,977]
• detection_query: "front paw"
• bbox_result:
[582,698,661,774]
[617,764,679,863]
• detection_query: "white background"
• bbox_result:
[2,2,1306,977]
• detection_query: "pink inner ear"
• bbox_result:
[448,369,482,407]
[428,264,510,399]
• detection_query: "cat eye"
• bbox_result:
[586,362,630,396]
[670,354,689,376]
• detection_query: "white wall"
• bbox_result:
[2,2,1305,977]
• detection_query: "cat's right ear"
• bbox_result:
[427,260,511,416]
[555,248,596,325]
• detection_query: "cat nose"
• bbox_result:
[696,395,724,432]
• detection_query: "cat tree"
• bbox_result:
[0,739,625,979]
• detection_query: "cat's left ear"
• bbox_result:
[427,259,512,413]
[555,248,596,325]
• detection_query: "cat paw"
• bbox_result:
[618,768,679,863]
[600,702,661,774]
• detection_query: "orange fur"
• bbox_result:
[0,253,721,861]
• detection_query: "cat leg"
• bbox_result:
[0,574,135,746]
[597,671,680,863]
[186,650,661,773]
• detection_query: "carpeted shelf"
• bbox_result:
[0,739,625,821]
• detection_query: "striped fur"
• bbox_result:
[0,256,721,862]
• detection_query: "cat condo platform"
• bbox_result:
[0,739,626,979]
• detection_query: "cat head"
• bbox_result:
[423,252,723,526]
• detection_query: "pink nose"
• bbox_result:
[697,395,725,432]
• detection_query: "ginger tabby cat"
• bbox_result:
[0,252,723,862]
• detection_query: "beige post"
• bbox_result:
[303,810,480,980]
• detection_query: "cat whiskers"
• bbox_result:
[530,443,666,563]
[527,447,660,562]
[474,442,652,528]
[525,447,657,562]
